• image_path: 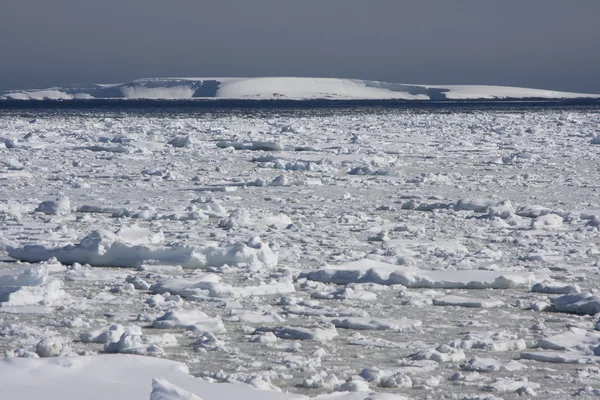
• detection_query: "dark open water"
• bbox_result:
[1,98,599,117]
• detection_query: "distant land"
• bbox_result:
[2,77,599,101]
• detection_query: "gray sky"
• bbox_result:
[1,0,599,93]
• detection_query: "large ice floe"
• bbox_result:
[300,258,535,289]
[8,226,277,269]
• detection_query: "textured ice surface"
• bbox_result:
[2,104,600,400]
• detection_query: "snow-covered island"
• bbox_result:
[2,77,599,100]
[2,81,600,399]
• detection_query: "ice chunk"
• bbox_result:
[329,317,421,331]
[552,292,600,315]
[300,259,535,289]
[531,282,580,294]
[257,325,339,341]
[153,310,226,332]
[462,357,527,372]
[433,295,504,308]
[9,229,277,270]
[536,327,600,351]
[34,197,71,216]
[0,263,64,306]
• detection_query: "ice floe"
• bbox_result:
[301,259,536,289]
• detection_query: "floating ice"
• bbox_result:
[34,197,71,216]
[151,277,294,298]
[535,327,600,351]
[552,292,600,315]
[152,310,226,332]
[301,259,535,289]
[433,295,504,308]
[0,263,65,306]
[462,357,527,372]
[329,317,421,331]
[256,325,339,341]
[8,228,277,270]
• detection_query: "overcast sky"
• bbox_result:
[1,0,599,93]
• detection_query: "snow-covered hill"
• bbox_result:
[2,77,598,100]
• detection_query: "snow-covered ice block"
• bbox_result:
[409,344,466,363]
[521,350,600,364]
[300,259,535,289]
[433,295,504,308]
[535,327,600,351]
[8,228,277,269]
[151,277,294,298]
[217,141,286,151]
[449,331,526,352]
[531,213,563,229]
[531,282,580,294]
[257,325,339,341]
[483,378,540,393]
[0,263,65,306]
[34,197,71,216]
[454,198,509,213]
[0,264,48,288]
[552,292,600,315]
[329,317,421,331]
[153,310,226,332]
[80,324,136,344]
[462,357,527,372]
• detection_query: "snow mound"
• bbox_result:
[300,259,535,289]
[2,77,598,100]
[8,227,277,270]
[0,262,65,306]
[151,379,203,400]
[0,354,306,400]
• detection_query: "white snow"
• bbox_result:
[2,77,598,100]
[0,355,306,400]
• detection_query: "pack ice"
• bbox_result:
[2,101,600,399]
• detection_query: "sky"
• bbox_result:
[1,0,599,93]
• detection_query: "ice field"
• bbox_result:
[1,102,600,399]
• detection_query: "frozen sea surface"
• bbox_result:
[1,101,600,399]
